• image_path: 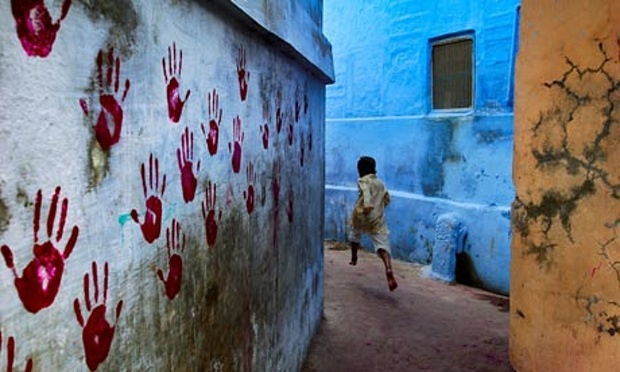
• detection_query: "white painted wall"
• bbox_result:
[0,0,332,370]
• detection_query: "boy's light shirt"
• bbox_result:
[351,174,390,234]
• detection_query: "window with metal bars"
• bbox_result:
[432,38,473,110]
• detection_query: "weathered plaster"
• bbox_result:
[0,0,330,370]
[511,0,620,369]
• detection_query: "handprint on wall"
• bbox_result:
[201,89,222,156]
[177,127,200,203]
[162,42,190,123]
[243,162,256,215]
[0,331,34,372]
[228,116,244,174]
[275,88,283,134]
[287,112,294,146]
[79,48,131,151]
[236,46,250,101]
[11,0,71,57]
[131,154,166,243]
[1,186,79,313]
[201,181,222,248]
[157,219,185,300]
[73,261,123,372]
[260,101,270,150]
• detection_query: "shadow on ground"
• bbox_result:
[302,242,513,372]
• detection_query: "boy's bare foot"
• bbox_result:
[349,243,358,265]
[349,254,357,266]
[386,269,398,291]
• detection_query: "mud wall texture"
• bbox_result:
[323,0,519,295]
[0,0,332,370]
[510,0,620,370]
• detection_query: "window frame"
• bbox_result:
[429,32,475,114]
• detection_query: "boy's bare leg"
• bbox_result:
[349,242,359,265]
[378,249,398,291]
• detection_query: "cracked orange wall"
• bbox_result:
[511,0,620,370]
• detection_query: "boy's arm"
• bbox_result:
[383,191,391,206]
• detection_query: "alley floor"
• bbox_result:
[302,242,513,372]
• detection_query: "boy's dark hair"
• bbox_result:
[357,156,376,177]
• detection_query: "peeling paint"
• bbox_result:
[87,137,110,189]
[0,188,10,235]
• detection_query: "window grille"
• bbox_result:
[432,38,473,109]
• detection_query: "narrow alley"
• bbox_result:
[302,242,513,372]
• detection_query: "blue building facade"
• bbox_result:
[324,0,520,295]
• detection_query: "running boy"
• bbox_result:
[348,156,397,291]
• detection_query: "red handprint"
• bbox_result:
[287,111,294,146]
[228,116,244,174]
[163,42,190,123]
[243,162,256,215]
[79,48,131,151]
[11,0,71,58]
[286,184,294,223]
[73,261,123,372]
[275,89,283,134]
[157,219,185,300]
[177,127,200,203]
[201,181,222,248]
[201,89,222,156]
[261,101,270,150]
[131,154,166,243]
[236,46,250,101]
[0,331,34,372]
[1,186,79,314]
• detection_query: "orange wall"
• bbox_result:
[511,0,620,370]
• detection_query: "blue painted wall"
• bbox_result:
[324,0,519,295]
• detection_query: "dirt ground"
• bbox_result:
[301,242,513,372]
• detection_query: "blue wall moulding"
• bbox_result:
[323,0,519,296]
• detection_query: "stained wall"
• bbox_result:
[0,0,333,370]
[323,0,519,294]
[510,0,620,370]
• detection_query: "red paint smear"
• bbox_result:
[158,219,185,300]
[201,89,222,156]
[79,48,130,151]
[162,42,190,123]
[74,261,123,372]
[591,262,603,278]
[228,116,244,174]
[131,154,166,243]
[177,126,200,203]
[244,162,256,215]
[1,186,78,313]
[202,182,222,248]
[11,0,71,57]
[236,46,250,101]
